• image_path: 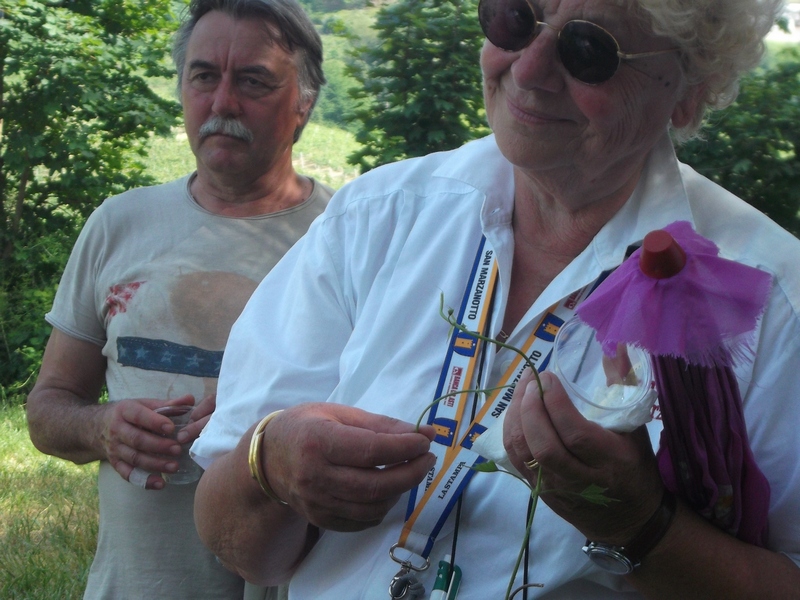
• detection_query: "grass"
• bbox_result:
[0,404,98,600]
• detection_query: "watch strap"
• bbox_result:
[624,489,677,565]
[585,489,677,570]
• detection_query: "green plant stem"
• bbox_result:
[438,295,616,597]
[470,462,614,597]
[439,294,545,398]
[506,467,543,600]
[415,384,512,431]
[436,294,548,596]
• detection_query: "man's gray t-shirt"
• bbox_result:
[47,174,332,600]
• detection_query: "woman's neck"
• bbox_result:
[500,166,642,336]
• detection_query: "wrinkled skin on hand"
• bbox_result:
[503,369,664,545]
[259,403,436,532]
[101,393,213,490]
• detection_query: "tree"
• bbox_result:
[311,17,361,132]
[0,0,181,396]
[678,47,800,236]
[346,0,488,172]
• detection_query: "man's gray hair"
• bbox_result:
[172,0,325,141]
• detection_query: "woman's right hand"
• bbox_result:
[503,369,664,546]
[259,403,436,531]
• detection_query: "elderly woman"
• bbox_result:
[192,0,800,597]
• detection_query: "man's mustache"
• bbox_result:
[198,116,254,143]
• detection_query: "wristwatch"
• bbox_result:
[582,490,677,575]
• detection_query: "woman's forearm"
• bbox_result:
[194,424,318,586]
[629,501,800,599]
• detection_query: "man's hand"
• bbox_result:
[98,394,197,490]
[177,393,216,444]
[259,403,436,532]
[27,330,219,491]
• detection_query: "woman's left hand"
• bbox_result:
[503,369,665,545]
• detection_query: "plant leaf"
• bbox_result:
[579,484,620,506]
[470,461,499,473]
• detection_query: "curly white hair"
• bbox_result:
[633,0,784,140]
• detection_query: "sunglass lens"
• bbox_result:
[479,0,537,52]
[558,21,620,84]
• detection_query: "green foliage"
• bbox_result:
[346,0,489,172]
[314,56,357,129]
[292,121,361,187]
[299,0,372,11]
[0,0,182,396]
[308,5,380,133]
[678,47,800,236]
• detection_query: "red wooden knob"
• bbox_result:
[639,230,686,279]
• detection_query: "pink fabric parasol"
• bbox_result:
[653,357,771,544]
[575,220,773,546]
[578,221,771,368]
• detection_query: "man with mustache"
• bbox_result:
[25,1,332,599]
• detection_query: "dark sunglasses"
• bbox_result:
[478,0,678,84]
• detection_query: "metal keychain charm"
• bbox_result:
[389,568,425,599]
[388,544,430,599]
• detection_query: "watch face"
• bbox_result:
[583,545,635,575]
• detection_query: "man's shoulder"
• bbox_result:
[310,179,335,201]
[682,163,800,259]
[102,175,191,209]
[357,135,499,188]
[87,175,193,230]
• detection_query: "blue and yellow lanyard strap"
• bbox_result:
[394,235,612,566]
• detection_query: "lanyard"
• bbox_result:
[390,236,612,578]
